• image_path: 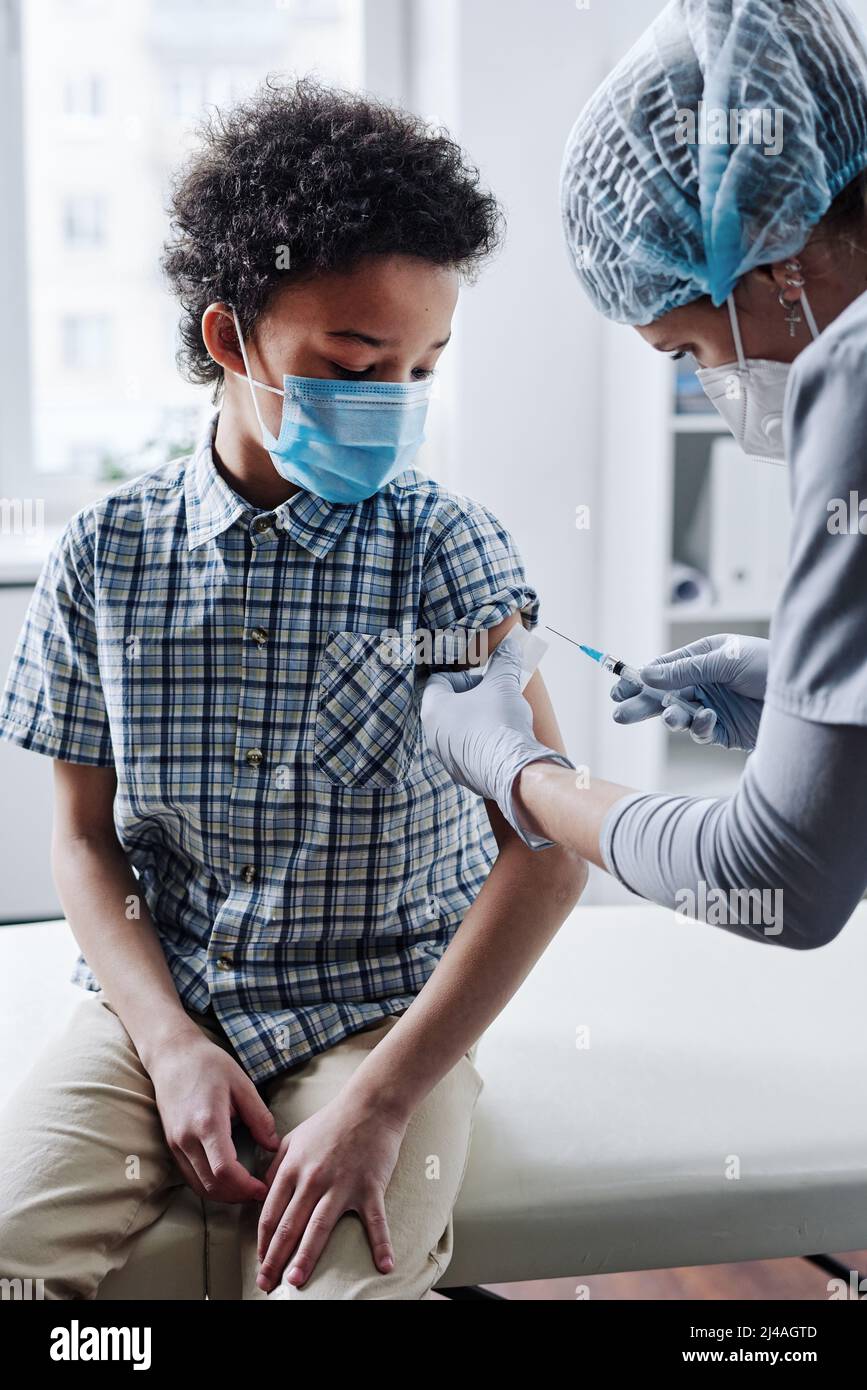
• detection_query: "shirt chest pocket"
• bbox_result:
[314,630,419,788]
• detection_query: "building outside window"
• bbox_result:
[19,0,364,484]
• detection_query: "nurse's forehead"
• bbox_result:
[635,322,681,351]
[636,307,708,353]
[639,295,725,346]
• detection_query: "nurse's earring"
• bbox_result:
[779,260,806,338]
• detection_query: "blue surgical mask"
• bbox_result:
[230,307,432,504]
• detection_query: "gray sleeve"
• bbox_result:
[765,311,867,724]
[599,704,867,949]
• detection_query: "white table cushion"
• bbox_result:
[2,904,866,1291]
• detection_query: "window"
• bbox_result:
[61,73,105,119]
[16,0,366,483]
[62,194,106,249]
[61,315,112,372]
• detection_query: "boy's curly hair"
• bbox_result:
[162,77,504,389]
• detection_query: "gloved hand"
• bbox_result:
[610,634,769,752]
[420,633,574,845]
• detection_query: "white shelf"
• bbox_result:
[661,736,748,800]
[670,414,730,433]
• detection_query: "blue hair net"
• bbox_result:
[560,0,867,325]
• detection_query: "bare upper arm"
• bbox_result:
[52,759,119,844]
[483,614,567,756]
[521,668,567,756]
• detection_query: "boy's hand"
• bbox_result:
[148,1031,280,1204]
[255,1092,407,1293]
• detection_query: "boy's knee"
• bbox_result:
[263,1212,442,1301]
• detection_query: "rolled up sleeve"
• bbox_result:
[420,500,540,638]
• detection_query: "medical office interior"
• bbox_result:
[1,0,866,1306]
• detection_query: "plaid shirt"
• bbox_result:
[0,416,539,1083]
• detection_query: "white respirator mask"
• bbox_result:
[695,287,820,464]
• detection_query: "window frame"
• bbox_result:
[0,0,34,502]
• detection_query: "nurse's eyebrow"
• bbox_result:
[326,329,452,350]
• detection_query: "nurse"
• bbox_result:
[422,0,867,948]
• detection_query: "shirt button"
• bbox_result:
[240,864,257,884]
[253,514,276,534]
[250,627,269,647]
[246,748,264,767]
[427,896,440,920]
[216,954,233,971]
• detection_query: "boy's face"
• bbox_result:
[211,253,458,444]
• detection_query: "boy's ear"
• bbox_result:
[201,302,245,375]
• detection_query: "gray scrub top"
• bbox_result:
[599,286,867,948]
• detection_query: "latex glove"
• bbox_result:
[420,633,574,846]
[610,634,769,752]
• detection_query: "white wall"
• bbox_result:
[406,0,630,799]
[402,0,867,906]
[0,585,61,922]
[402,0,669,899]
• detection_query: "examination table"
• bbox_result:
[1,904,865,1299]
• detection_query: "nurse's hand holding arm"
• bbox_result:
[425,645,867,954]
[422,639,633,863]
[421,636,581,849]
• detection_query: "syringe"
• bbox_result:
[545,628,705,719]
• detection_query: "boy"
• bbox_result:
[0,79,585,1300]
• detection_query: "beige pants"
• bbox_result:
[0,993,483,1300]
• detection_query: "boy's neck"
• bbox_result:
[212,404,302,511]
